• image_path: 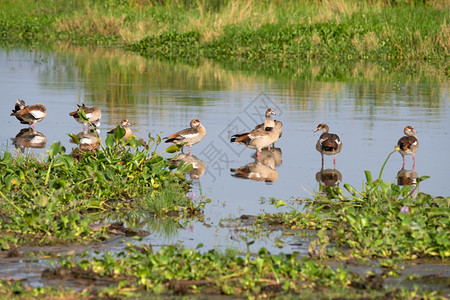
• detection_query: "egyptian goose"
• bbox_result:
[271,120,283,145]
[108,119,132,141]
[254,109,283,147]
[254,108,276,131]
[12,128,47,151]
[230,126,280,159]
[397,125,418,169]
[314,123,342,168]
[10,99,47,130]
[69,103,102,130]
[164,119,206,154]
[233,108,278,136]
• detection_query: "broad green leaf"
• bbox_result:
[105,134,114,148]
[68,133,79,144]
[275,200,287,208]
[177,161,194,173]
[59,155,75,167]
[344,183,357,196]
[365,170,372,184]
[113,125,125,140]
[165,145,180,153]
[49,142,65,158]
[78,107,89,122]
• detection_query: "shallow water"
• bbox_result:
[0,47,449,255]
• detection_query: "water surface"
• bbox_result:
[0,47,449,254]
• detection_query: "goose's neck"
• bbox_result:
[406,131,418,140]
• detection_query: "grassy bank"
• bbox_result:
[0,0,448,76]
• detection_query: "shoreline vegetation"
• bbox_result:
[0,0,449,298]
[0,141,448,297]
[0,0,449,80]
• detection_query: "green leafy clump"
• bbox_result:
[48,244,355,297]
[28,243,439,298]
[0,133,199,246]
[269,169,449,259]
[130,31,201,59]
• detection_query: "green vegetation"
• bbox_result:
[0,1,448,298]
[0,127,202,246]
[1,244,441,299]
[0,0,448,78]
[1,148,447,298]
[268,150,449,260]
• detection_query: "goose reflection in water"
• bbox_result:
[315,168,343,190]
[252,147,282,167]
[397,168,419,194]
[70,130,101,152]
[171,154,206,179]
[231,148,281,183]
[12,128,47,152]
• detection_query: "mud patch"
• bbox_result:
[42,265,126,288]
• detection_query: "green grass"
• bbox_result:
[0,0,448,76]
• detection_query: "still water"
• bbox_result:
[0,47,449,254]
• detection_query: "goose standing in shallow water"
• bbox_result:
[69,103,102,130]
[164,119,206,154]
[10,99,47,130]
[397,125,418,170]
[233,108,277,142]
[254,108,283,147]
[108,119,132,141]
[230,126,280,159]
[314,123,342,168]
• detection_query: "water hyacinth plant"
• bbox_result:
[269,150,449,260]
[40,243,371,298]
[0,126,202,246]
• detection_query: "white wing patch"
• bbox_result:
[85,113,93,119]
[181,133,198,139]
[249,133,263,140]
[30,110,46,119]
[319,138,327,144]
